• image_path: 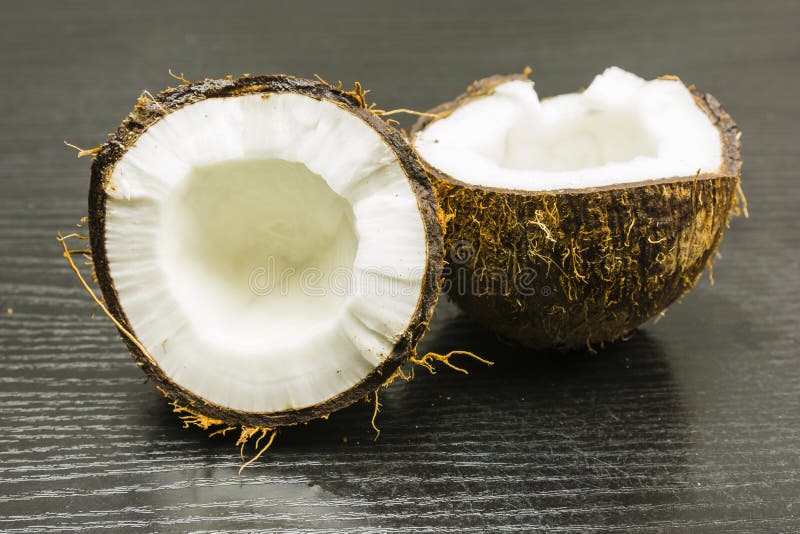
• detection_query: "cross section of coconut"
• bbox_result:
[411,67,743,350]
[87,76,443,427]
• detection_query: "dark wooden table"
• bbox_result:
[2,1,798,531]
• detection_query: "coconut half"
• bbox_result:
[411,67,743,350]
[86,75,443,428]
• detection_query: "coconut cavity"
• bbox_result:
[161,158,357,352]
[414,67,724,191]
[101,89,433,414]
[411,68,742,349]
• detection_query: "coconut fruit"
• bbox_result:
[78,75,443,432]
[410,67,743,350]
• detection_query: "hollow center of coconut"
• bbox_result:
[103,93,427,413]
[162,158,358,349]
[413,67,724,190]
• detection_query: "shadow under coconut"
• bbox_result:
[290,304,700,530]
[125,271,790,530]
[132,298,701,530]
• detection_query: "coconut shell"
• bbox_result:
[88,75,443,427]
[410,74,743,350]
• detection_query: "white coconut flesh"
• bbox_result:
[413,67,724,191]
[103,93,428,413]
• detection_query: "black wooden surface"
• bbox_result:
[1,1,799,531]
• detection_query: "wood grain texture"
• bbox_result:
[1,1,798,531]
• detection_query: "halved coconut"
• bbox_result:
[411,67,743,350]
[86,75,443,428]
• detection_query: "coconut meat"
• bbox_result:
[413,67,724,191]
[103,93,427,413]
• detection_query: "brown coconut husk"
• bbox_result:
[410,73,744,350]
